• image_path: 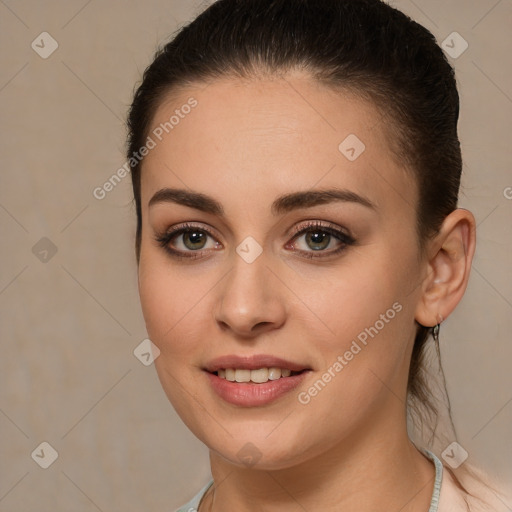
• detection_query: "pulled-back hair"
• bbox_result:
[127,1,504,507]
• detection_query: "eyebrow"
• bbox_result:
[148,187,376,216]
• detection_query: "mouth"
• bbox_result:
[204,360,311,406]
[208,367,307,384]
[203,354,312,398]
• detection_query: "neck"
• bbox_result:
[205,402,436,512]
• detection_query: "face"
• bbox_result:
[137,72,425,470]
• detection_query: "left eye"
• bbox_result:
[293,229,338,251]
[287,225,354,256]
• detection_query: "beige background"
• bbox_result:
[0,0,510,510]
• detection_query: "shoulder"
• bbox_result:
[173,480,214,512]
[439,463,512,512]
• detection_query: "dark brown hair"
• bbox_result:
[127,0,502,506]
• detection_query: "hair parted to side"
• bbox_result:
[126,0,503,507]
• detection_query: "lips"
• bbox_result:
[203,354,312,406]
[203,354,311,373]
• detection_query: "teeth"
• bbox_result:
[268,367,281,380]
[235,369,251,382]
[250,368,269,383]
[216,367,300,383]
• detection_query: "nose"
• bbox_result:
[214,252,287,338]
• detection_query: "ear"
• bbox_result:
[415,208,476,328]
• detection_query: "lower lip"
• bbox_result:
[205,371,310,407]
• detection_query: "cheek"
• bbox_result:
[137,250,220,368]
[138,257,208,416]
[138,267,172,346]
[138,255,193,350]
[301,244,417,388]
[295,293,411,441]
[307,255,403,336]
[313,284,408,387]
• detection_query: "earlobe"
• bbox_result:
[415,209,476,328]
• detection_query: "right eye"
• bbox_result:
[154,223,222,259]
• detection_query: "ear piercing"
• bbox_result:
[432,323,440,342]
[432,314,444,342]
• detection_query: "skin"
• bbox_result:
[136,71,476,512]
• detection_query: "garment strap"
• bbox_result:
[423,449,444,512]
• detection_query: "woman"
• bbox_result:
[126,0,510,510]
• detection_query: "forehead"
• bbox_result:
[140,73,416,217]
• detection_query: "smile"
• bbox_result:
[214,367,304,384]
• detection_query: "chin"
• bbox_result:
[202,426,322,471]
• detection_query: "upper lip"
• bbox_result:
[204,355,311,373]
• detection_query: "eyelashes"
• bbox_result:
[153,220,356,261]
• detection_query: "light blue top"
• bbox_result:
[175,449,443,512]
